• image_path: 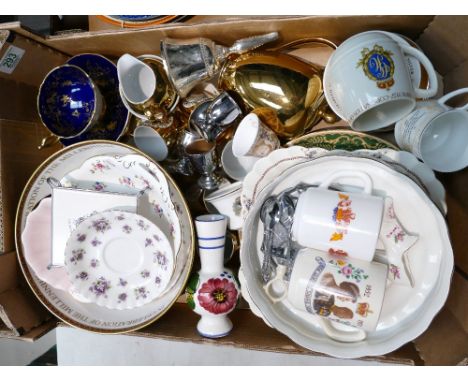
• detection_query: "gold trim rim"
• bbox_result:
[286,128,398,150]
[15,139,195,334]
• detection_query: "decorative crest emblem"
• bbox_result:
[357,45,395,90]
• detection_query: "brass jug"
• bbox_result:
[218,38,338,140]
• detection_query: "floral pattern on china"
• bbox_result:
[60,154,181,258]
[64,210,174,310]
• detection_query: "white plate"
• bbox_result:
[241,147,446,216]
[15,141,194,333]
[65,210,174,310]
[240,156,452,358]
[60,154,181,258]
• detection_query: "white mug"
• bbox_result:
[264,249,388,341]
[292,170,384,262]
[324,31,438,132]
[394,87,468,173]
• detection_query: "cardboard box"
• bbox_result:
[0,16,466,364]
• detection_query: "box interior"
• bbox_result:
[0,15,466,364]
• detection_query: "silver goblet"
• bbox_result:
[185,139,223,191]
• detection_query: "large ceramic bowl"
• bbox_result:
[38,64,101,139]
[15,141,195,334]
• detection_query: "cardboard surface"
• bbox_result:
[59,303,422,365]
[6,16,434,59]
[0,15,466,363]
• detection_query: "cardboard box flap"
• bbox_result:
[0,252,18,292]
[414,307,468,365]
[0,284,51,336]
[417,16,468,76]
[5,16,434,58]
[446,271,468,332]
[0,26,69,88]
[97,303,422,365]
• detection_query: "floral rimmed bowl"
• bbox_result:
[65,210,174,310]
[61,54,129,146]
[38,64,101,139]
[286,128,397,151]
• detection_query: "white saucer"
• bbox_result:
[65,210,174,310]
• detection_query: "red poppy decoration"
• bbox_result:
[197,278,238,314]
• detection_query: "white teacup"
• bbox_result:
[204,182,243,230]
[264,248,388,341]
[324,31,438,132]
[232,113,280,158]
[292,170,384,262]
[133,123,169,162]
[394,87,468,172]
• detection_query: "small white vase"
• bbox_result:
[186,214,240,338]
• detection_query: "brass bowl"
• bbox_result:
[218,49,337,140]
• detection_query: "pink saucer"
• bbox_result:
[21,197,72,292]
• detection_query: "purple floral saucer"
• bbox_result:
[65,210,174,310]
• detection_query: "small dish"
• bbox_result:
[62,54,129,145]
[65,210,174,310]
[221,140,259,181]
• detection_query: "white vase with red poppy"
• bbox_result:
[186,214,240,338]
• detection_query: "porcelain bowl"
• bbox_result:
[38,64,102,139]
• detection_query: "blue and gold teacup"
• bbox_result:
[37,64,104,147]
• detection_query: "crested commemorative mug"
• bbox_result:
[264,248,388,340]
[291,170,384,262]
[324,31,438,132]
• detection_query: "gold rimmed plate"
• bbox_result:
[287,128,398,151]
[15,140,194,334]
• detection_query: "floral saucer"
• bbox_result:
[65,210,174,310]
[60,154,181,260]
[61,54,129,146]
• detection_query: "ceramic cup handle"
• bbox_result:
[438,87,468,111]
[398,44,438,99]
[319,170,373,195]
[263,264,288,303]
[318,318,367,343]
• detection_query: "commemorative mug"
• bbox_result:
[324,31,438,132]
[291,170,384,262]
[394,87,468,172]
[264,248,388,341]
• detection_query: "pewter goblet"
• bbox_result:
[185,139,222,191]
[190,92,243,142]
